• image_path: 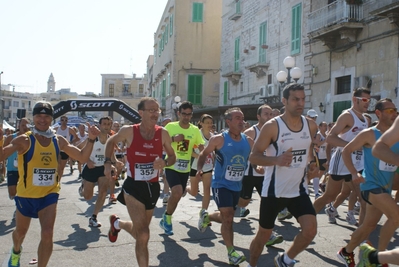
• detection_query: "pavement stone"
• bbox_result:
[0,167,398,267]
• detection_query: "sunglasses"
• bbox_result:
[355,97,371,103]
[380,108,398,114]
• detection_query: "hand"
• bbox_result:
[276,147,293,167]
[198,144,205,151]
[153,157,165,170]
[255,165,265,174]
[87,161,95,169]
[352,173,365,184]
[173,134,184,142]
[196,170,203,180]
[87,123,100,140]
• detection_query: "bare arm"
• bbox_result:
[326,112,353,148]
[372,117,399,165]
[196,135,223,175]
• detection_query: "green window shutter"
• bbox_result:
[333,100,351,122]
[291,3,302,55]
[193,3,203,22]
[236,0,241,13]
[170,14,173,36]
[224,81,228,105]
[154,48,157,64]
[161,79,166,107]
[167,73,171,96]
[259,22,267,63]
[188,75,202,105]
[234,37,240,72]
[158,41,161,57]
[165,25,168,44]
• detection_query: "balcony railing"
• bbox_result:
[308,0,364,33]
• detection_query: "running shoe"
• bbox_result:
[89,216,102,228]
[239,207,250,217]
[325,207,337,224]
[163,194,169,205]
[277,208,292,221]
[228,250,246,265]
[159,213,173,235]
[8,246,22,267]
[109,194,117,204]
[337,247,355,267]
[346,211,358,226]
[265,231,284,247]
[274,252,296,267]
[108,215,121,243]
[357,243,377,267]
[198,209,211,233]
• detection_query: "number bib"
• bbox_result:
[378,160,397,172]
[352,150,363,168]
[33,168,56,186]
[174,159,189,172]
[288,149,307,169]
[134,163,157,181]
[94,155,105,166]
[225,166,245,181]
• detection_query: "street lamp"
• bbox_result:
[276,56,302,97]
[171,96,181,121]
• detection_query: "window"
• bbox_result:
[170,14,174,36]
[259,22,267,63]
[188,75,202,104]
[223,81,228,105]
[240,81,244,92]
[336,75,351,95]
[167,73,171,96]
[234,37,240,72]
[13,101,19,107]
[235,0,241,14]
[123,84,131,93]
[333,100,351,121]
[158,41,161,57]
[291,3,302,55]
[154,48,157,64]
[192,2,203,22]
[22,102,25,108]
[109,84,114,97]
[165,25,168,44]
[161,79,166,107]
[161,36,164,51]
[139,84,144,94]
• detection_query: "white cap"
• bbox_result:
[307,109,318,118]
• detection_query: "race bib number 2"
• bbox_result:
[33,168,56,186]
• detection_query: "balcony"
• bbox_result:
[246,62,270,78]
[222,71,242,85]
[368,0,399,27]
[308,0,365,49]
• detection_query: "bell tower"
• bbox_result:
[47,73,55,92]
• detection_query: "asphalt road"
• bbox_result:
[0,167,398,267]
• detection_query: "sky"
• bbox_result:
[0,0,167,95]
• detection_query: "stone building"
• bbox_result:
[307,0,399,122]
[151,0,222,122]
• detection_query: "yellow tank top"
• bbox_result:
[16,131,60,198]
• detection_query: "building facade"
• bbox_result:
[100,73,148,123]
[307,0,399,122]
[151,0,222,122]
[220,0,310,125]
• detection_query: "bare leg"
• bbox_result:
[37,203,57,267]
[286,214,317,259]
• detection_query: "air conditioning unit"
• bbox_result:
[267,84,278,96]
[354,76,371,88]
[259,86,267,97]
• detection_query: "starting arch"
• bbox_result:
[52,99,141,123]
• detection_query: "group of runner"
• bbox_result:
[1,83,399,267]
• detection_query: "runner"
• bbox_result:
[105,97,176,267]
[196,107,252,265]
[159,101,204,235]
[73,123,88,180]
[1,101,99,267]
[336,98,398,267]
[78,116,120,227]
[248,83,318,267]
[313,88,370,226]
[186,114,214,231]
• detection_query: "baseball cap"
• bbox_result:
[32,101,54,117]
[307,109,318,118]
[162,117,172,123]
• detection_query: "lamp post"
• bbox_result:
[171,96,181,121]
[0,71,3,128]
[276,56,302,98]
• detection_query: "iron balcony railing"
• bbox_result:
[308,0,364,33]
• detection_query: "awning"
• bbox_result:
[3,120,16,131]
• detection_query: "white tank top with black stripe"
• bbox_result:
[328,109,367,175]
[244,125,263,177]
[262,116,311,198]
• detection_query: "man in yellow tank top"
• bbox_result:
[0,101,100,267]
